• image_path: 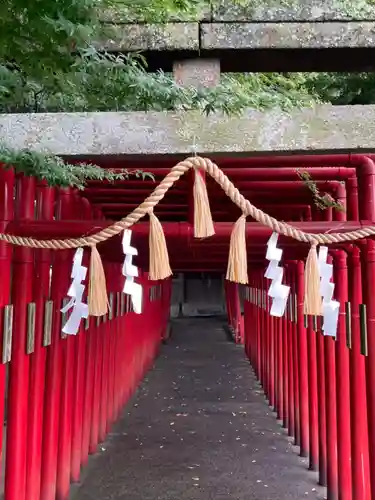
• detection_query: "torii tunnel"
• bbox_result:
[1,153,375,500]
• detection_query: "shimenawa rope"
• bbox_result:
[1,156,373,249]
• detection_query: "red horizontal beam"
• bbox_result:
[99,203,313,212]
[81,152,353,168]
[84,180,340,196]
[8,220,369,241]
[86,167,356,188]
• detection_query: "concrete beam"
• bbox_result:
[97,21,375,52]
[100,0,375,23]
[212,0,375,22]
[2,105,375,157]
[98,23,199,52]
[201,22,375,50]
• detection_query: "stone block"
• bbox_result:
[201,21,375,49]
[212,0,375,22]
[97,23,199,51]
[173,59,221,88]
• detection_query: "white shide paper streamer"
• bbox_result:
[61,248,89,335]
[264,232,290,317]
[318,246,340,338]
[122,229,143,314]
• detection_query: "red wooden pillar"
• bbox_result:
[81,312,95,466]
[26,183,55,500]
[333,250,352,500]
[106,264,117,429]
[325,253,338,500]
[99,259,110,441]
[296,260,309,457]
[282,304,289,430]
[56,189,76,500]
[0,168,14,473]
[89,313,101,456]
[307,315,319,471]
[291,265,300,446]
[348,246,371,500]
[233,283,242,343]
[5,175,36,500]
[259,278,265,388]
[71,196,91,482]
[268,304,275,410]
[363,239,375,500]
[277,316,284,422]
[316,322,327,486]
[40,188,71,500]
[285,266,295,439]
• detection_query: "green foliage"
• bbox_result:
[0,0,375,116]
[102,0,375,22]
[296,169,345,212]
[0,51,318,114]
[102,0,206,22]
[1,0,375,188]
[0,144,154,188]
[302,73,375,106]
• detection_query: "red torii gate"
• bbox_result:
[0,152,374,500]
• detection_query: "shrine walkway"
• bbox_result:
[73,318,324,500]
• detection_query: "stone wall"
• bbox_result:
[2,105,375,156]
[99,0,375,52]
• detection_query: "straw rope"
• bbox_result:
[1,156,375,249]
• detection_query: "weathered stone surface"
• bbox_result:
[98,23,199,51]
[99,0,375,23]
[173,59,221,88]
[2,105,375,156]
[99,5,210,22]
[212,0,375,22]
[202,22,375,49]
[95,20,375,53]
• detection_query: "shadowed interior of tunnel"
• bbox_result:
[73,317,324,500]
[170,272,227,319]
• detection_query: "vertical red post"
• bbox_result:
[233,283,242,343]
[273,315,280,416]
[81,314,96,465]
[5,175,36,500]
[71,196,91,482]
[316,325,327,486]
[277,317,284,422]
[106,264,116,429]
[290,264,300,446]
[56,189,76,500]
[260,276,267,387]
[325,252,338,500]
[286,267,295,439]
[348,246,371,500]
[296,260,309,457]
[346,177,359,221]
[99,260,110,441]
[0,168,14,473]
[40,188,71,500]
[264,295,270,399]
[282,308,289,430]
[363,239,375,500]
[333,250,352,500]
[268,310,275,410]
[26,183,55,500]
[307,315,318,471]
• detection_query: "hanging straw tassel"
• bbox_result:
[226,214,248,284]
[303,242,322,315]
[88,245,108,316]
[193,168,215,239]
[149,210,172,280]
